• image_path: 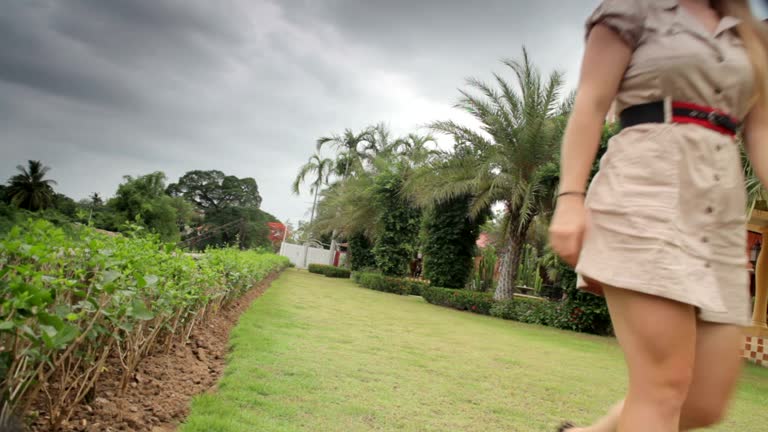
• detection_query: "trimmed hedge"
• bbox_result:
[420,286,495,315]
[352,272,428,296]
[352,271,612,336]
[308,264,351,279]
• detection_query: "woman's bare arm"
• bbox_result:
[745,99,768,190]
[550,24,634,266]
[558,25,633,193]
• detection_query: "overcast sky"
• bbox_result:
[3,0,768,224]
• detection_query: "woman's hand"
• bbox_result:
[548,196,588,267]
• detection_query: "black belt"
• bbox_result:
[619,101,740,137]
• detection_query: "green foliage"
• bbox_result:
[308,264,351,279]
[166,170,262,210]
[108,172,189,242]
[6,160,58,211]
[372,173,421,276]
[469,247,497,292]
[516,244,543,294]
[0,219,289,428]
[420,286,494,315]
[348,232,376,271]
[411,49,571,299]
[190,206,276,251]
[555,262,612,335]
[352,272,428,296]
[489,297,559,326]
[422,196,485,288]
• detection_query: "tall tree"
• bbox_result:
[109,172,190,241]
[392,133,439,167]
[292,154,334,225]
[166,170,262,210]
[6,160,58,211]
[89,192,104,207]
[414,49,570,300]
[316,128,373,178]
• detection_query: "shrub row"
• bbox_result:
[308,264,351,278]
[420,286,495,315]
[352,272,428,296]
[352,271,612,337]
[0,220,290,430]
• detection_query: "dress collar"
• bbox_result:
[662,0,741,37]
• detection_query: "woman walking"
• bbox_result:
[549,1,768,431]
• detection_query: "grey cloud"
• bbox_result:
[13,1,764,223]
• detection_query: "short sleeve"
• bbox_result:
[586,0,647,49]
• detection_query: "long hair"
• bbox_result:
[713,0,768,108]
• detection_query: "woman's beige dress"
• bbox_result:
[576,0,754,326]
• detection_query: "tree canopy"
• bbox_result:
[7,160,58,211]
[166,170,262,210]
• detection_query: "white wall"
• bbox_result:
[280,242,334,269]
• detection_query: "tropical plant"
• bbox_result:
[316,128,374,179]
[6,160,58,211]
[411,48,571,300]
[292,154,334,225]
[516,243,543,294]
[392,133,440,167]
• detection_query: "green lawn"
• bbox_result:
[180,269,768,432]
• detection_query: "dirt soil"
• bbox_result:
[29,271,282,432]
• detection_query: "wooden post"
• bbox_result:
[752,231,768,328]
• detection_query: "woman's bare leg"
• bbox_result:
[576,285,697,432]
[569,317,743,432]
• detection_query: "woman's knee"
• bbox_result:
[631,363,694,411]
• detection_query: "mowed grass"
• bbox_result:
[180,269,768,432]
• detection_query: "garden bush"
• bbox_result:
[308,264,351,278]
[352,268,612,337]
[420,286,494,315]
[0,219,290,430]
[353,272,428,296]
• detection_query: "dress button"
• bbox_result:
[715,145,722,151]
[705,262,712,268]
[715,88,722,95]
[717,54,725,62]
[706,206,714,214]
[702,237,709,243]
[714,174,721,181]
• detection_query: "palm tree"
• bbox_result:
[410,48,570,300]
[7,160,58,211]
[392,133,439,167]
[292,154,334,225]
[316,128,374,179]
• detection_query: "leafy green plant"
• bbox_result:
[348,232,376,271]
[516,244,543,294]
[469,247,497,292]
[0,220,289,430]
[421,196,486,288]
[372,173,421,276]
